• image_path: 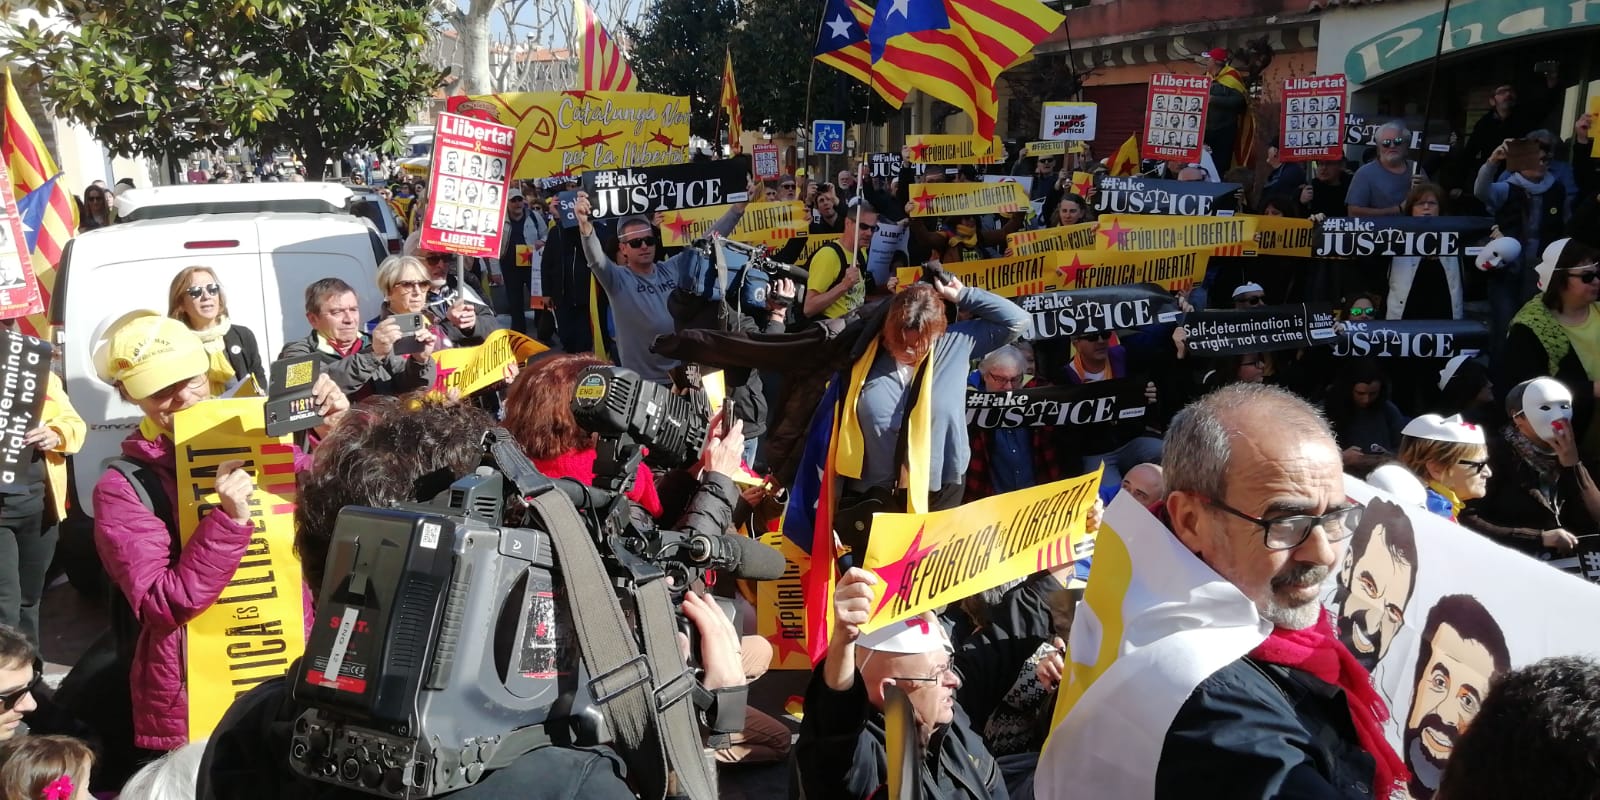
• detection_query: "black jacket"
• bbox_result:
[222,324,267,389]
[1461,428,1600,553]
[1500,322,1597,446]
[794,667,1007,800]
[277,331,434,399]
[198,671,633,800]
[1155,657,1378,799]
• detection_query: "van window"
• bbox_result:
[119,198,347,222]
[350,199,391,236]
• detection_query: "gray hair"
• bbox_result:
[118,739,208,800]
[1163,383,1334,500]
[1376,121,1409,140]
[979,345,1027,374]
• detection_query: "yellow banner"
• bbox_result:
[1008,223,1097,257]
[1098,214,1257,256]
[1057,247,1211,292]
[794,233,841,266]
[756,530,812,670]
[659,202,808,247]
[1241,214,1316,257]
[173,398,306,740]
[1591,97,1600,158]
[909,181,1028,217]
[433,329,548,397]
[906,134,1003,164]
[895,266,921,291]
[1023,141,1087,156]
[459,92,691,179]
[943,252,1063,298]
[859,471,1102,632]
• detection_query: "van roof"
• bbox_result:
[116,183,356,221]
[65,211,385,265]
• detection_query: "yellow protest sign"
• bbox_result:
[1008,223,1097,256]
[795,233,842,266]
[906,134,1003,164]
[1591,96,1600,158]
[173,398,306,740]
[1098,214,1257,256]
[458,92,691,178]
[895,266,921,291]
[1025,140,1066,157]
[1241,214,1316,257]
[943,252,1063,298]
[859,471,1102,632]
[756,530,813,670]
[1057,247,1211,292]
[908,181,1028,218]
[659,202,809,247]
[434,329,548,397]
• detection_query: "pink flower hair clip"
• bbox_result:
[41,774,75,800]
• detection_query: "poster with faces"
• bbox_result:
[1280,74,1347,162]
[420,112,517,258]
[1324,476,1600,800]
[1142,74,1209,163]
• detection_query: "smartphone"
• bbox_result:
[1504,139,1544,173]
[393,312,425,355]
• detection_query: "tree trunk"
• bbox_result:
[303,140,329,181]
[457,0,496,96]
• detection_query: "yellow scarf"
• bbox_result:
[833,336,934,513]
[139,416,170,443]
[949,222,980,249]
[193,317,238,394]
[1427,480,1464,519]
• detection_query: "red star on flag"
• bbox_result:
[1071,172,1094,197]
[911,187,936,215]
[664,212,695,241]
[870,525,938,619]
[1058,253,1095,286]
[1097,217,1131,248]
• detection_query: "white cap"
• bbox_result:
[1535,238,1589,291]
[1367,464,1428,508]
[857,616,950,654]
[1401,413,1486,446]
[1437,353,1474,391]
[1231,282,1265,299]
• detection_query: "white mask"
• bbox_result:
[1521,377,1574,443]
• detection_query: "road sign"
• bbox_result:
[812,120,846,155]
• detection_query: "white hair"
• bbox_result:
[1376,120,1409,140]
[979,345,1027,374]
[118,739,207,800]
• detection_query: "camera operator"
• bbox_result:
[196,394,748,800]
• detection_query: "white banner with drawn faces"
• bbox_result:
[1325,476,1600,800]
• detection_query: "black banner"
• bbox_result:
[868,152,904,179]
[0,328,51,489]
[581,161,750,219]
[966,379,1148,429]
[1092,176,1240,217]
[1329,319,1489,359]
[554,190,579,228]
[1183,303,1338,356]
[1313,216,1494,258]
[1019,284,1181,341]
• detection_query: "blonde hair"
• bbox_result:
[376,255,430,296]
[166,266,230,328]
[1398,436,1484,482]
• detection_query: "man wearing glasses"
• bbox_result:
[1041,383,1403,799]
[0,624,39,741]
[1348,121,1424,217]
[573,192,748,384]
[1064,326,1162,502]
[803,197,877,321]
[797,589,1004,800]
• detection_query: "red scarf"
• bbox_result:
[1249,608,1407,797]
[533,449,664,517]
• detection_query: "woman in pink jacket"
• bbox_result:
[90,311,344,752]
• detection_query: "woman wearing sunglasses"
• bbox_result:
[1505,239,1600,461]
[80,185,112,231]
[166,267,265,392]
[1386,183,1463,320]
[1397,413,1490,522]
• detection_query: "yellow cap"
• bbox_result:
[92,310,209,400]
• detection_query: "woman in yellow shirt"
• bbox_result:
[1505,239,1600,461]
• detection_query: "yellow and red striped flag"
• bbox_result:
[574,0,638,92]
[4,69,78,338]
[1108,133,1142,177]
[720,48,742,154]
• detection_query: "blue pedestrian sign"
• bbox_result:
[812,120,846,155]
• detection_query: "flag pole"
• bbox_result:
[1416,0,1456,171]
[804,2,828,180]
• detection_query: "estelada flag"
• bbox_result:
[720,48,742,155]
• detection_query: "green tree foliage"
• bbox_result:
[622,0,737,141]
[4,0,444,178]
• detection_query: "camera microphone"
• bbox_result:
[686,532,788,581]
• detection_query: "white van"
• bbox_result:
[54,212,386,517]
[115,182,357,221]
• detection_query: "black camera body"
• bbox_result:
[572,364,709,480]
[289,470,609,797]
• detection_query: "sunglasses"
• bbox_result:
[621,236,657,248]
[856,222,878,233]
[185,283,221,299]
[1378,138,1406,148]
[1347,307,1376,317]
[394,279,430,292]
[424,254,450,264]
[0,660,41,711]
[1075,332,1111,342]
[1566,270,1600,284]
[1457,458,1490,475]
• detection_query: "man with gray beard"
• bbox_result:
[1348,121,1425,217]
[1150,384,1408,799]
